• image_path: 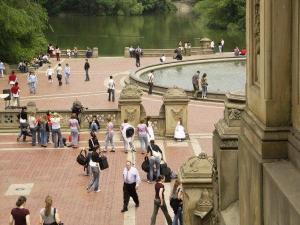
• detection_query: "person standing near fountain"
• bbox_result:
[192,70,200,97]
[201,73,208,99]
[148,70,154,95]
[107,75,115,102]
[64,63,71,84]
[84,59,90,81]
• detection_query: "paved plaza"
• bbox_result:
[0,55,224,225]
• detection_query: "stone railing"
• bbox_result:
[57,47,99,58]
[0,85,190,139]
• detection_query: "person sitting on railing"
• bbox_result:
[66,49,71,58]
[42,54,50,63]
[72,47,78,57]
[18,61,28,73]
[234,46,240,57]
[174,48,183,60]
[86,47,93,58]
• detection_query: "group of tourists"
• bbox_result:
[192,70,208,99]
[210,39,225,53]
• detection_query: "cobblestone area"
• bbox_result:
[0,55,225,225]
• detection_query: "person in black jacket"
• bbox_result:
[17,107,30,142]
[84,59,90,81]
[85,132,100,176]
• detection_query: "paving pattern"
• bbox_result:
[0,55,225,225]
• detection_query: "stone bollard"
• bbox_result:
[200,38,212,49]
[180,152,214,225]
[124,47,130,58]
[92,47,98,57]
[26,101,38,114]
[118,84,143,127]
[162,88,189,137]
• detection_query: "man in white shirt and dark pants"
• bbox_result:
[148,70,154,95]
[121,161,141,213]
[107,75,115,102]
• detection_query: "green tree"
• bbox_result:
[193,0,245,31]
[0,0,48,63]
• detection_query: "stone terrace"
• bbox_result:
[0,55,225,225]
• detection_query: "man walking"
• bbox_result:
[107,75,115,102]
[56,63,63,86]
[192,70,200,97]
[148,70,154,95]
[46,65,53,83]
[0,60,5,78]
[84,59,90,81]
[121,161,141,213]
[64,63,71,84]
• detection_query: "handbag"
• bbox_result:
[141,157,150,173]
[76,149,87,166]
[98,155,109,170]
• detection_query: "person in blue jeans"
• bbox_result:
[147,140,163,183]
[137,119,149,154]
[170,179,183,225]
[87,150,101,192]
[39,115,49,147]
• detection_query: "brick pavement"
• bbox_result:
[0,55,225,225]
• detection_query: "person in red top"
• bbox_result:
[240,48,247,56]
[8,70,17,86]
[9,196,31,225]
[10,82,20,107]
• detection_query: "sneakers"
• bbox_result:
[94,189,101,193]
[121,208,128,213]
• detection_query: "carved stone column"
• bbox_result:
[118,84,143,127]
[213,90,245,225]
[180,153,213,225]
[163,88,189,137]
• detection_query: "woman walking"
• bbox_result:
[39,196,62,225]
[170,180,183,225]
[87,150,101,192]
[137,119,149,154]
[146,116,155,141]
[9,196,31,225]
[201,73,208,99]
[105,117,115,152]
[86,132,100,175]
[69,114,80,148]
[150,175,172,225]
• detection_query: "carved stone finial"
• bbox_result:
[194,189,213,219]
[163,87,188,100]
[119,84,143,100]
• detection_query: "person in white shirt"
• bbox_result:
[121,161,141,212]
[87,150,101,193]
[50,112,64,148]
[66,49,71,58]
[121,120,135,153]
[27,71,38,94]
[64,63,71,84]
[148,70,154,95]
[160,54,166,63]
[0,60,5,77]
[221,39,225,52]
[107,75,115,102]
[46,65,53,83]
[56,64,63,86]
[210,40,215,52]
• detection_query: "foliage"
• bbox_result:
[193,0,246,31]
[41,0,176,15]
[0,0,48,63]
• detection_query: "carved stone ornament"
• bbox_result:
[180,152,213,179]
[171,108,184,121]
[119,84,143,100]
[194,188,213,219]
[219,139,238,149]
[228,108,242,120]
[163,87,188,100]
[125,108,137,121]
[255,0,260,55]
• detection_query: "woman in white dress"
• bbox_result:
[174,118,186,141]
[146,116,155,141]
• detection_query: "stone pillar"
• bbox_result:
[180,153,213,225]
[118,84,143,127]
[199,38,212,49]
[163,88,189,137]
[124,47,130,57]
[213,90,245,225]
[92,47,98,57]
[239,1,293,225]
[26,101,38,114]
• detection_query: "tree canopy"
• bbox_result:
[193,0,246,31]
[0,0,48,63]
[40,0,176,16]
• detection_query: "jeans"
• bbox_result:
[201,85,207,98]
[172,207,183,225]
[40,128,48,146]
[85,69,90,81]
[105,133,115,150]
[150,199,172,225]
[149,156,161,181]
[139,135,148,152]
[87,166,100,191]
[52,128,63,148]
[65,74,70,84]
[70,128,79,146]
[29,82,36,94]
[108,89,115,102]
[30,127,38,145]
